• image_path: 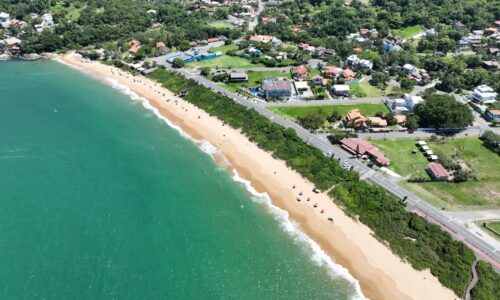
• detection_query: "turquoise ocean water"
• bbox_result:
[0,61,362,299]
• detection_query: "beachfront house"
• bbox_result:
[427,162,449,181]
[262,77,292,100]
[340,138,390,166]
[470,85,498,104]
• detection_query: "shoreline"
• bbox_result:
[57,52,458,300]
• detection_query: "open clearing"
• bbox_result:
[187,55,264,69]
[391,25,424,39]
[269,103,389,120]
[371,138,500,210]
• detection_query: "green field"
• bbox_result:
[372,138,500,210]
[268,103,389,120]
[349,81,385,98]
[50,1,86,21]
[209,45,238,54]
[208,21,235,29]
[244,70,291,86]
[484,221,500,237]
[392,25,424,39]
[187,55,264,69]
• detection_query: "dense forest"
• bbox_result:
[148,67,500,299]
[0,0,241,53]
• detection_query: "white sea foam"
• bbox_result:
[231,170,367,300]
[60,63,367,299]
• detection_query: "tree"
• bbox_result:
[172,58,185,69]
[328,110,342,123]
[480,131,500,154]
[415,94,473,129]
[200,67,211,76]
[400,77,416,92]
[385,112,397,126]
[298,109,327,130]
[406,115,419,131]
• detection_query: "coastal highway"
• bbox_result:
[169,66,500,268]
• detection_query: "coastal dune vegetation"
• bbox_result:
[148,68,499,299]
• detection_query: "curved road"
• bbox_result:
[170,66,500,269]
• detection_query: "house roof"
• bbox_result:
[345,109,365,122]
[343,68,355,78]
[367,116,388,126]
[262,78,291,91]
[340,138,390,165]
[488,109,500,115]
[156,42,166,48]
[394,115,407,123]
[294,65,308,74]
[207,38,219,43]
[428,162,449,178]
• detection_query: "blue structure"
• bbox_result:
[166,50,222,64]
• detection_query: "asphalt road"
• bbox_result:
[170,66,500,268]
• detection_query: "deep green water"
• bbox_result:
[0,61,361,299]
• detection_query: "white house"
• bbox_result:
[35,13,54,32]
[0,12,11,28]
[347,55,373,69]
[470,85,498,104]
[386,94,423,114]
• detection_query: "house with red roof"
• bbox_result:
[342,68,356,80]
[340,138,390,166]
[128,40,142,54]
[323,66,343,78]
[343,109,366,127]
[427,162,449,181]
[292,65,308,79]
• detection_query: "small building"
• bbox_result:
[229,72,248,82]
[342,68,356,81]
[207,37,219,43]
[427,162,449,181]
[292,65,308,79]
[340,138,390,166]
[486,109,500,120]
[311,75,324,85]
[333,85,350,97]
[470,85,498,104]
[262,77,292,100]
[416,141,427,147]
[344,109,365,127]
[429,155,439,161]
[128,40,142,54]
[366,116,388,127]
[323,66,342,78]
[394,115,407,125]
[386,94,423,114]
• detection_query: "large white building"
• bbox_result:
[0,12,11,28]
[470,85,498,104]
[34,13,54,32]
[386,94,424,114]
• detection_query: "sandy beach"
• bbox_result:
[58,52,458,300]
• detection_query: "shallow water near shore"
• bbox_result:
[0,61,361,299]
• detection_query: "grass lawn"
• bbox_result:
[371,137,500,210]
[187,55,264,69]
[50,1,85,21]
[308,69,321,76]
[209,45,238,54]
[208,21,235,29]
[392,25,424,39]
[268,103,389,120]
[245,70,291,86]
[349,81,384,98]
[217,83,254,98]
